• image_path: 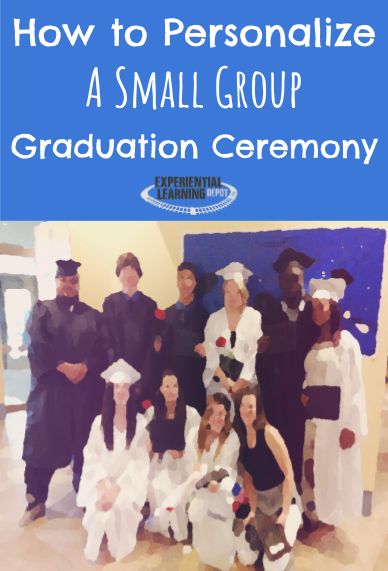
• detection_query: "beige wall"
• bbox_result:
[66,220,388,491]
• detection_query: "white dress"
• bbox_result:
[77,414,150,561]
[302,330,367,525]
[203,306,262,401]
[145,405,201,541]
[185,426,240,571]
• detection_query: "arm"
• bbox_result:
[77,416,108,508]
[239,310,263,384]
[202,314,222,388]
[240,464,257,526]
[27,302,61,381]
[264,425,294,525]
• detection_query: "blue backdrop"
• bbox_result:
[184,227,386,355]
[1,1,387,220]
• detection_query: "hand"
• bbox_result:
[243,510,256,528]
[194,343,206,358]
[57,362,87,383]
[257,335,271,354]
[300,392,310,407]
[276,511,287,527]
[167,449,182,459]
[153,336,162,353]
[208,480,219,493]
[339,428,356,449]
[231,379,249,394]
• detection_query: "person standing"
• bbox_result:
[162,262,208,414]
[253,248,317,488]
[102,252,160,401]
[21,259,105,526]
[300,277,367,529]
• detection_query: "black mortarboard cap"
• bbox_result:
[331,268,354,285]
[273,248,315,273]
[55,259,81,277]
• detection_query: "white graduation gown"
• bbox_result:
[203,306,262,404]
[302,331,367,525]
[185,426,240,571]
[145,405,201,541]
[77,414,150,561]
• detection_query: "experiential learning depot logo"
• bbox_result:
[141,176,237,215]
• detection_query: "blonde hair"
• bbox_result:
[197,394,232,460]
[223,279,249,306]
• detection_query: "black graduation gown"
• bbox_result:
[23,298,106,470]
[253,294,318,485]
[162,301,208,414]
[102,291,158,394]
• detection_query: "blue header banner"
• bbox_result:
[1,1,387,220]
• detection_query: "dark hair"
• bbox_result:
[115,252,143,278]
[233,386,267,445]
[101,382,138,450]
[177,261,199,296]
[152,371,187,424]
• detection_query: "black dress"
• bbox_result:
[23,297,106,471]
[253,294,317,486]
[102,290,158,397]
[162,301,208,414]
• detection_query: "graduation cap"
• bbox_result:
[331,268,354,285]
[273,248,315,274]
[215,262,253,288]
[309,278,346,302]
[55,259,81,277]
[101,358,141,385]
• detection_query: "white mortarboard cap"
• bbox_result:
[101,358,141,385]
[309,278,346,302]
[215,262,253,288]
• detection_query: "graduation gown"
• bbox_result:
[253,294,317,485]
[186,426,240,571]
[102,291,158,395]
[162,301,208,414]
[23,298,105,469]
[301,331,367,525]
[203,306,262,408]
[77,414,150,561]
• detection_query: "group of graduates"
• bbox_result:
[20,248,367,570]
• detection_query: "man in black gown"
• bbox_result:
[162,262,208,414]
[102,252,160,401]
[253,248,317,489]
[21,260,105,525]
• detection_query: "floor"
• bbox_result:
[1,389,388,571]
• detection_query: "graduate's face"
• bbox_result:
[279,264,304,299]
[224,280,243,310]
[55,275,79,297]
[177,269,197,298]
[312,297,331,326]
[208,403,227,432]
[119,265,140,289]
[160,374,179,403]
[113,382,130,406]
[240,394,257,426]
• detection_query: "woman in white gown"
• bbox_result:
[77,359,150,562]
[185,392,240,570]
[203,262,262,408]
[301,277,367,528]
[145,370,200,541]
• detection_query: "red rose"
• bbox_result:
[216,336,227,348]
[165,507,174,512]
[155,308,166,321]
[141,399,152,411]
